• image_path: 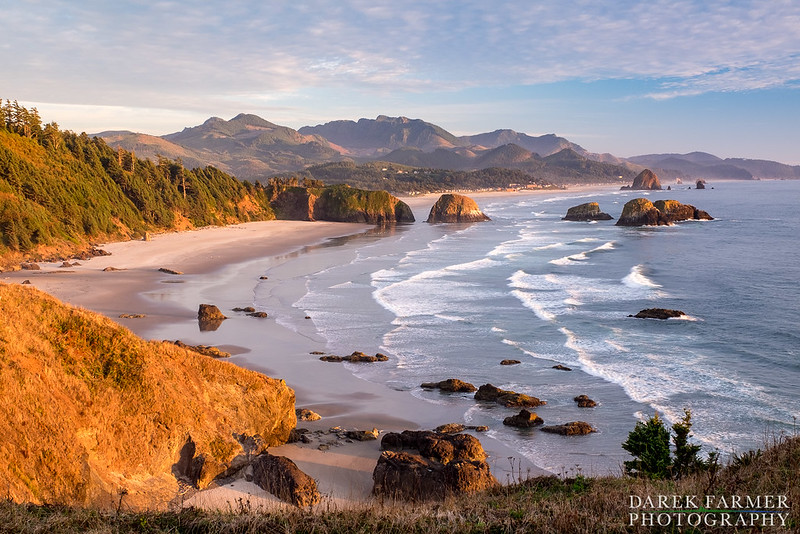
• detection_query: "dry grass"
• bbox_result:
[0,283,296,510]
[0,435,797,533]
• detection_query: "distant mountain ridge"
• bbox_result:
[97,114,799,183]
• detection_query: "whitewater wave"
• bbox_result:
[622,264,661,289]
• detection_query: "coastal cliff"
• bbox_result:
[269,183,414,223]
[426,193,491,223]
[0,283,296,509]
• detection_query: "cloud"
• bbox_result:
[3,0,800,111]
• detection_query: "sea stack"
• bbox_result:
[562,202,614,221]
[621,169,662,190]
[426,194,491,223]
[616,198,713,226]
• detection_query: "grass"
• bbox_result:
[0,434,797,533]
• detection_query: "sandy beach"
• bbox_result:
[2,204,559,511]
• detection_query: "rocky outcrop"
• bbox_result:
[474,384,546,408]
[540,421,597,436]
[562,202,613,221]
[621,169,662,190]
[420,378,477,393]
[696,179,706,189]
[158,267,183,275]
[426,194,491,223]
[296,408,321,421]
[500,359,521,366]
[272,184,415,224]
[374,430,497,500]
[0,284,296,509]
[251,453,320,507]
[574,395,597,408]
[168,340,231,358]
[552,364,572,371]
[319,351,389,363]
[503,409,544,428]
[630,308,687,320]
[616,198,713,226]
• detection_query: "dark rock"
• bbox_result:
[552,364,572,371]
[322,351,390,363]
[168,340,231,358]
[574,395,597,408]
[251,453,321,507]
[621,169,662,190]
[198,304,227,331]
[309,351,325,355]
[503,409,544,428]
[260,276,269,280]
[471,425,490,432]
[20,263,40,270]
[319,355,343,362]
[436,423,466,434]
[59,261,74,268]
[380,431,486,463]
[562,202,614,221]
[696,179,706,189]
[426,194,491,223]
[21,280,31,285]
[102,266,125,272]
[247,312,269,318]
[420,378,477,393]
[540,421,597,436]
[474,384,545,408]
[158,267,183,275]
[286,428,309,444]
[500,359,521,366]
[232,307,256,313]
[345,428,379,441]
[119,313,146,319]
[630,308,686,320]
[295,408,321,421]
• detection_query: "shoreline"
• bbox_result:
[3,215,549,510]
[3,186,627,510]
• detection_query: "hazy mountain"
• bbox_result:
[100,114,342,179]
[459,130,587,157]
[380,147,471,169]
[474,143,540,168]
[299,115,460,157]
[625,152,776,180]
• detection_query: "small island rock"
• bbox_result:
[616,198,713,226]
[621,169,662,190]
[574,395,597,408]
[630,308,687,320]
[540,421,597,436]
[562,202,614,221]
[420,378,477,393]
[503,409,544,428]
[426,194,491,223]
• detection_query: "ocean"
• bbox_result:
[263,180,800,475]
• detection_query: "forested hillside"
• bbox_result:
[0,101,275,265]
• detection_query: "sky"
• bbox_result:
[3,0,800,163]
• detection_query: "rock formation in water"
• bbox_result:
[562,202,614,221]
[616,198,713,226]
[630,308,687,320]
[696,179,707,189]
[270,184,415,224]
[426,193,491,223]
[540,421,597,436]
[621,169,662,190]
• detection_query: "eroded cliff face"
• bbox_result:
[0,283,296,509]
[270,185,414,224]
[426,194,491,223]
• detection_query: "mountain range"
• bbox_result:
[97,114,800,184]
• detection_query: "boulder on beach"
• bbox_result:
[426,194,491,223]
[168,340,230,358]
[197,304,227,331]
[616,198,713,226]
[374,430,497,500]
[562,202,614,221]
[540,421,597,436]
[346,428,379,441]
[251,453,320,507]
[20,262,40,270]
[295,408,321,422]
[474,384,545,408]
[503,409,544,428]
[420,378,477,393]
[319,351,388,363]
[630,308,686,320]
[232,306,256,313]
[621,169,662,190]
[158,267,183,275]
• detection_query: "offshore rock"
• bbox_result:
[426,194,491,223]
[503,409,544,428]
[621,169,662,190]
[616,198,713,226]
[540,421,597,436]
[630,308,686,320]
[474,384,545,408]
[562,202,614,221]
[574,395,597,408]
[420,378,477,393]
[696,179,706,189]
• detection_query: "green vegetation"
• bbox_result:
[273,161,561,195]
[0,100,274,265]
[622,410,711,480]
